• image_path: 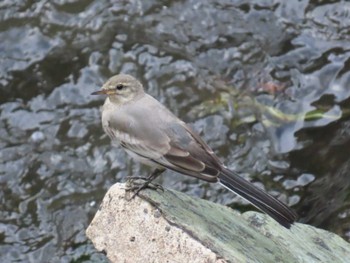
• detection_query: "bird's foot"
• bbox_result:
[125,176,164,200]
[126,175,149,181]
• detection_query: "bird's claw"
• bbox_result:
[125,178,164,200]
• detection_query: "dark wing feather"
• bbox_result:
[160,122,223,181]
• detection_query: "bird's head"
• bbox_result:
[91,74,144,104]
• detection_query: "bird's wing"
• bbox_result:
[161,121,223,180]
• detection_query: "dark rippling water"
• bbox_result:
[1,1,350,262]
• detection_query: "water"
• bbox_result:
[1,0,350,262]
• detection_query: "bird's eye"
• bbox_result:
[116,84,124,90]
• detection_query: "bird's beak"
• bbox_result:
[91,89,113,95]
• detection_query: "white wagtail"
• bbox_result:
[91,74,297,228]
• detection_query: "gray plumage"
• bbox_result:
[92,74,297,228]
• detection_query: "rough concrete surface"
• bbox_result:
[86,183,226,263]
[86,183,350,263]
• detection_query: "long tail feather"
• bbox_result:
[219,168,297,228]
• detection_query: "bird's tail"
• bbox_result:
[219,168,297,228]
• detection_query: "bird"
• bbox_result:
[91,74,298,228]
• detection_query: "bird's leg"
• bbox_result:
[126,168,165,199]
[126,175,149,181]
[126,168,163,183]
